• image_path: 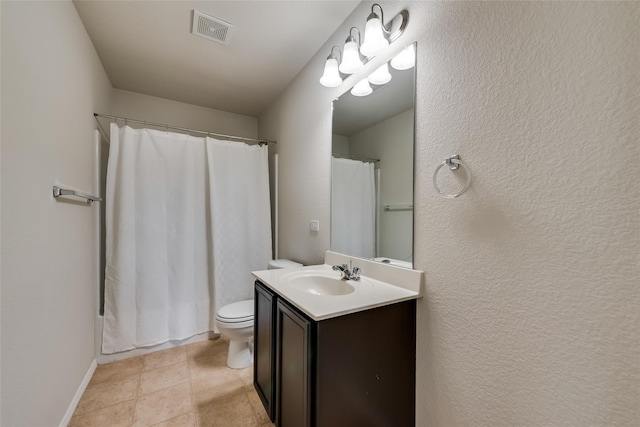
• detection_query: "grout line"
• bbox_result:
[129,370,142,426]
[68,399,138,424]
[187,342,198,427]
[77,340,264,427]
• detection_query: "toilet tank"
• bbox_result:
[268,259,302,270]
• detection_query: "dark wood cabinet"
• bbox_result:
[313,301,416,427]
[275,299,312,427]
[254,282,277,420]
[254,280,416,427]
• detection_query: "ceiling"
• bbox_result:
[73,1,360,117]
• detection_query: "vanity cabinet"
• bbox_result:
[276,299,312,427]
[254,281,277,420]
[254,280,416,427]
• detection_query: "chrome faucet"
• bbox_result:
[332,263,361,281]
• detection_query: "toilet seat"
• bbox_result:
[216,299,254,324]
[216,318,253,329]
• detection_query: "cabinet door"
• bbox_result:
[315,300,416,427]
[276,300,312,427]
[254,281,276,421]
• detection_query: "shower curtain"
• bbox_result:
[102,124,271,354]
[331,157,376,259]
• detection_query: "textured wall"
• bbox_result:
[109,89,258,139]
[1,1,112,425]
[413,2,639,425]
[259,65,335,265]
[260,1,639,425]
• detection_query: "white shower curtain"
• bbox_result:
[102,124,271,354]
[207,139,272,311]
[331,157,376,259]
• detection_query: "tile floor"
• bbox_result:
[70,337,275,427]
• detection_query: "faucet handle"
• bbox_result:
[332,264,350,279]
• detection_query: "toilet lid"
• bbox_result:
[217,299,254,322]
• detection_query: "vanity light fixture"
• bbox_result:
[367,62,392,85]
[351,79,373,97]
[319,4,408,88]
[390,44,416,70]
[339,28,364,74]
[319,46,343,88]
[360,4,388,57]
[360,4,409,58]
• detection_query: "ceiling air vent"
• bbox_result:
[192,10,233,45]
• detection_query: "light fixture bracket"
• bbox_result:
[386,10,409,44]
[368,4,408,42]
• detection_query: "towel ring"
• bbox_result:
[433,155,471,199]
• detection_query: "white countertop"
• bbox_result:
[252,259,423,321]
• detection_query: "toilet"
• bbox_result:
[216,259,302,369]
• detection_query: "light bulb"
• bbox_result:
[339,38,363,74]
[390,44,415,70]
[360,15,388,57]
[351,79,372,97]
[368,63,392,85]
[319,57,342,88]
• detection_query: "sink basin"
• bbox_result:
[281,271,357,296]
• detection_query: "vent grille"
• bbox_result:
[192,10,233,45]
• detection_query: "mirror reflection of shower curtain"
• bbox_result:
[331,157,376,259]
[102,123,271,354]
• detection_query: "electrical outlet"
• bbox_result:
[310,220,320,232]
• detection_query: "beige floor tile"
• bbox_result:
[139,360,190,396]
[194,392,259,427]
[143,346,187,371]
[132,382,192,427]
[91,356,144,385]
[236,365,254,390]
[149,411,195,427]
[246,390,271,424]
[189,350,230,378]
[187,337,228,360]
[74,340,265,427]
[75,374,139,415]
[69,400,135,427]
[186,336,223,350]
[192,367,245,403]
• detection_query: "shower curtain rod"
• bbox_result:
[332,152,380,163]
[93,113,276,145]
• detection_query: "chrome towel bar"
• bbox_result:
[384,204,413,211]
[53,186,102,205]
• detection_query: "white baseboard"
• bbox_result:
[59,359,97,427]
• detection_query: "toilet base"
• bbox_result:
[227,339,253,369]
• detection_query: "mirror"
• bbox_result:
[331,43,416,269]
